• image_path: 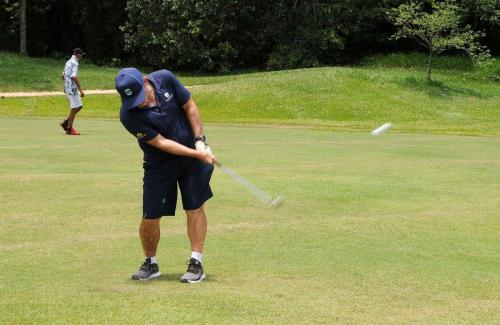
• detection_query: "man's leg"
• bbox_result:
[59,118,69,131]
[180,206,207,283]
[139,218,161,257]
[131,218,161,280]
[66,107,82,130]
[186,207,207,253]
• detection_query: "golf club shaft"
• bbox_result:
[215,161,273,204]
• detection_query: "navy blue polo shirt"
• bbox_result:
[120,70,193,162]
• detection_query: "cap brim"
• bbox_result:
[120,86,146,110]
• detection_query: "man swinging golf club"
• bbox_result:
[115,67,216,282]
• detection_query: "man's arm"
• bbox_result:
[183,97,202,138]
[146,134,215,164]
[71,76,85,97]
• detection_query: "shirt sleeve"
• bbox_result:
[70,61,78,78]
[120,112,159,143]
[160,70,191,106]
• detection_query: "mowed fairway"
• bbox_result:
[0,117,499,323]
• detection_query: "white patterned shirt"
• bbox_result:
[63,55,79,95]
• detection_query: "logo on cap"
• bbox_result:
[124,88,133,96]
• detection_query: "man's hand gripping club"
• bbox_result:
[145,133,216,165]
[195,137,216,164]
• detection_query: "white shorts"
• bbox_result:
[67,93,83,109]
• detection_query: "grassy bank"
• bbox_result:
[1,52,499,136]
[0,51,256,91]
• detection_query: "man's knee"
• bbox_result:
[141,218,161,228]
[185,206,204,216]
[185,208,207,224]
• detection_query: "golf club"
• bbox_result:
[214,161,284,208]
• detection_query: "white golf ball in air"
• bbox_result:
[371,122,392,136]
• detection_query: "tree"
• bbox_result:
[263,1,345,70]
[122,0,269,72]
[0,0,19,52]
[389,0,491,81]
[19,0,26,55]
[464,0,500,25]
[459,0,500,54]
[1,0,497,69]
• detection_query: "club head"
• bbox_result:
[268,195,285,209]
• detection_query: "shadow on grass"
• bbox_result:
[397,76,486,99]
[128,273,217,283]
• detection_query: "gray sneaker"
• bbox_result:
[131,258,161,280]
[180,258,205,283]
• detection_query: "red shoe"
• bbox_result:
[69,127,80,135]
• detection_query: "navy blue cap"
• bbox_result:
[115,68,146,110]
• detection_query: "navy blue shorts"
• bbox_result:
[142,157,214,219]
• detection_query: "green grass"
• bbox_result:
[0,51,257,91]
[1,51,498,91]
[360,52,500,82]
[0,51,119,91]
[1,51,499,135]
[0,118,499,323]
[0,52,499,322]
[1,64,499,135]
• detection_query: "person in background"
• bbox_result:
[60,48,85,135]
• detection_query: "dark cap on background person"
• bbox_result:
[73,48,86,55]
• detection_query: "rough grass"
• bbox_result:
[0,51,258,91]
[0,118,499,324]
[1,56,499,136]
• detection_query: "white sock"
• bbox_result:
[149,256,157,264]
[191,251,202,264]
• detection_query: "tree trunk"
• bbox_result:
[427,49,433,82]
[19,0,27,55]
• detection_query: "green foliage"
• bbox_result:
[0,0,19,51]
[1,1,499,71]
[458,0,500,54]
[389,0,492,80]
[321,0,402,59]
[263,1,346,70]
[461,0,500,25]
[122,0,266,72]
[0,0,125,63]
[77,1,128,64]
[121,0,398,71]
